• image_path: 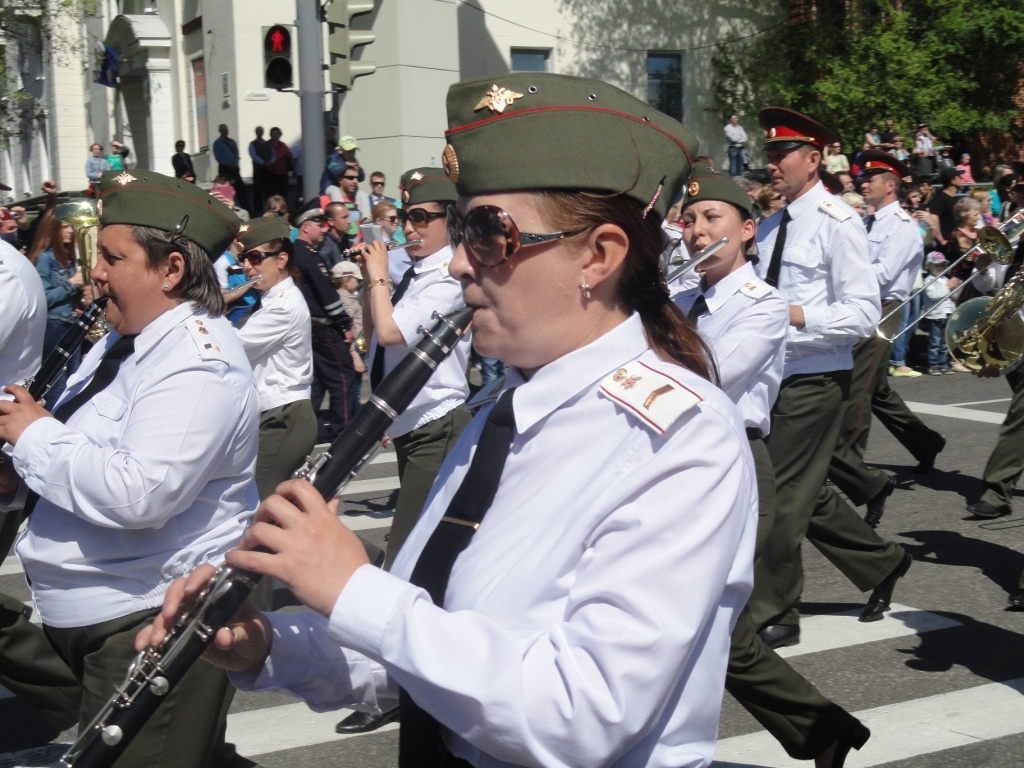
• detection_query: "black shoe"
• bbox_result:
[967,500,1011,519]
[859,551,913,622]
[757,623,800,649]
[1008,591,1024,611]
[831,721,871,768]
[864,475,897,528]
[912,435,946,475]
[335,707,400,734]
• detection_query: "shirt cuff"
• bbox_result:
[11,417,68,483]
[327,564,420,659]
[800,306,829,336]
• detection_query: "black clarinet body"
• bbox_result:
[22,297,108,407]
[62,306,474,768]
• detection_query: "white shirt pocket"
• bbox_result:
[91,391,127,421]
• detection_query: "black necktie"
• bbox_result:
[370,265,417,390]
[25,334,137,517]
[865,214,876,233]
[687,294,708,326]
[765,209,791,288]
[399,389,517,767]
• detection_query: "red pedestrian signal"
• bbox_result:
[262,26,293,90]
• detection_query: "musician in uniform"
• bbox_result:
[142,73,759,768]
[748,109,912,650]
[234,217,318,501]
[291,199,356,441]
[827,150,944,526]
[0,170,259,766]
[0,234,82,731]
[675,165,869,765]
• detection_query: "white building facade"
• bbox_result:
[2,0,771,204]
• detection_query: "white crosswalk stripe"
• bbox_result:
[905,400,1007,424]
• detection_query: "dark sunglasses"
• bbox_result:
[241,249,276,266]
[371,181,385,187]
[341,175,360,181]
[379,215,398,224]
[398,207,447,228]
[446,204,587,268]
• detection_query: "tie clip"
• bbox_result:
[441,516,480,530]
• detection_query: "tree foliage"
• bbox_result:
[713,0,1024,150]
[0,0,100,144]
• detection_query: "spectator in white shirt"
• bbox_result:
[725,114,749,177]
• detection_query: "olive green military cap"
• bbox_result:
[237,216,291,251]
[97,170,241,257]
[399,167,457,206]
[682,163,753,217]
[442,73,699,220]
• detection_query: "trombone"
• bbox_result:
[876,209,1024,343]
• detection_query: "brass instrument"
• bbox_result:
[56,200,107,343]
[946,238,1024,373]
[354,331,368,355]
[877,209,1024,343]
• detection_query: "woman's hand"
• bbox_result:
[226,480,370,618]
[134,564,273,673]
[351,349,367,374]
[69,271,84,287]
[358,241,390,284]
[0,385,52,445]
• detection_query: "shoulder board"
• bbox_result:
[598,360,701,435]
[895,207,911,222]
[466,375,506,413]
[265,289,289,309]
[434,259,451,278]
[185,318,227,362]
[739,279,772,300]
[819,198,853,222]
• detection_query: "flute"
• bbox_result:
[664,236,730,285]
[222,275,263,302]
[341,238,424,261]
[61,306,475,768]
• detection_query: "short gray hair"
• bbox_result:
[128,225,225,317]
[953,196,982,225]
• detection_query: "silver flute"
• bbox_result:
[664,236,730,285]
[341,238,423,260]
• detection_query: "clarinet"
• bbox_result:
[61,306,474,768]
[20,297,108,410]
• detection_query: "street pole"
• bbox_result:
[296,0,326,203]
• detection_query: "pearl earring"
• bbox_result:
[163,283,170,290]
[580,281,591,300]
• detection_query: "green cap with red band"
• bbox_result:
[441,73,699,221]
[237,216,291,252]
[399,167,457,207]
[97,169,241,257]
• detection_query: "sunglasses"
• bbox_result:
[241,249,277,266]
[371,181,385,187]
[341,175,360,181]
[446,204,587,268]
[398,207,447,228]
[379,215,398,224]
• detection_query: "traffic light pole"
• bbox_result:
[296,0,326,203]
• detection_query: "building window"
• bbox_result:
[191,57,208,150]
[646,52,682,122]
[511,48,550,73]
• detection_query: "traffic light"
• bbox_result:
[326,0,376,90]
[263,25,294,90]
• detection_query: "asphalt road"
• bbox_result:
[2,370,1023,767]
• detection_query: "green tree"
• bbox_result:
[713,0,1024,153]
[0,1,99,145]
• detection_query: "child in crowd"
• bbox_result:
[922,251,959,375]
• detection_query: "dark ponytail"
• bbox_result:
[539,191,718,384]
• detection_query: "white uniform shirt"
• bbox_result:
[368,246,470,438]
[234,277,313,412]
[234,313,758,768]
[754,181,880,377]
[0,239,46,389]
[674,262,788,436]
[14,302,260,628]
[867,200,924,302]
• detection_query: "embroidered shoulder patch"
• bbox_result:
[599,361,701,434]
[819,198,853,222]
[739,279,772,300]
[186,318,226,361]
[265,289,289,310]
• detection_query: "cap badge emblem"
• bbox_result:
[474,84,524,113]
[402,189,410,203]
[769,127,777,138]
[687,181,700,197]
[410,172,424,181]
[442,144,460,184]
[114,172,137,186]
[238,225,249,234]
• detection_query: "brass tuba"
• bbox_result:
[56,200,106,342]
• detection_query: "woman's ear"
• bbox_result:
[164,251,186,290]
[581,223,630,291]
